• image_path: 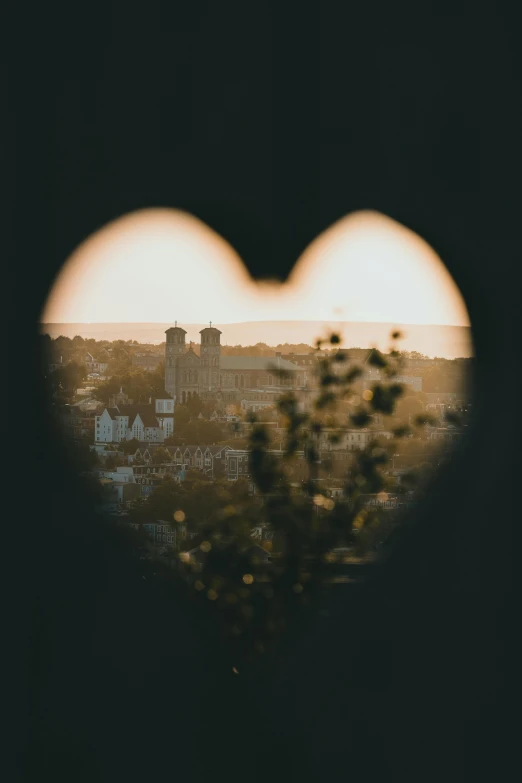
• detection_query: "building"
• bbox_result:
[316,428,393,452]
[225,449,251,480]
[131,352,163,371]
[392,375,423,392]
[83,352,109,375]
[95,395,174,444]
[167,445,231,477]
[427,426,463,442]
[318,450,356,479]
[142,519,189,548]
[165,325,304,404]
[98,478,141,510]
[220,354,307,391]
[239,389,285,413]
[108,388,134,407]
[59,405,100,439]
[361,493,400,510]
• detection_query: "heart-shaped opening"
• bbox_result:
[40,208,473,671]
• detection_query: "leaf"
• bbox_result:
[444,411,461,426]
[414,414,437,427]
[315,392,337,409]
[392,425,412,438]
[368,349,388,369]
[344,367,363,383]
[320,374,337,387]
[350,411,371,427]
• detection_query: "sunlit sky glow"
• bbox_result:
[42,208,470,329]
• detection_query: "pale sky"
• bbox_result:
[42,208,470,328]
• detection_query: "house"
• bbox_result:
[361,493,400,510]
[83,352,109,375]
[427,426,463,442]
[131,448,153,464]
[142,519,189,548]
[131,352,163,371]
[108,388,134,407]
[321,487,344,499]
[317,428,393,452]
[319,450,357,479]
[132,464,185,495]
[95,395,174,444]
[250,524,274,542]
[225,449,251,480]
[59,405,99,439]
[97,467,134,483]
[98,478,141,510]
[165,445,231,477]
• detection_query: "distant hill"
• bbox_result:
[40,321,473,359]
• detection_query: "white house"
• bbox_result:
[95,396,174,444]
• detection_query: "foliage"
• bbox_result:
[95,367,168,405]
[173,330,444,673]
[129,476,251,528]
[47,362,87,400]
[174,404,190,427]
[152,447,172,465]
[120,437,141,455]
[184,394,208,418]
[167,419,224,446]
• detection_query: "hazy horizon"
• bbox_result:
[40,319,473,358]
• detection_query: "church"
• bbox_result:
[164,325,308,405]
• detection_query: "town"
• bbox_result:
[43,324,472,576]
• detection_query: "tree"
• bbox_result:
[96,368,172,406]
[174,405,191,427]
[200,400,216,419]
[152,447,172,465]
[185,394,204,418]
[120,437,141,455]
[48,361,88,400]
[171,420,224,445]
[132,475,187,521]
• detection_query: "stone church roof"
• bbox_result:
[220,356,301,371]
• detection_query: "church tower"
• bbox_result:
[199,325,222,392]
[165,325,187,401]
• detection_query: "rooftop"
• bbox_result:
[220,356,301,371]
